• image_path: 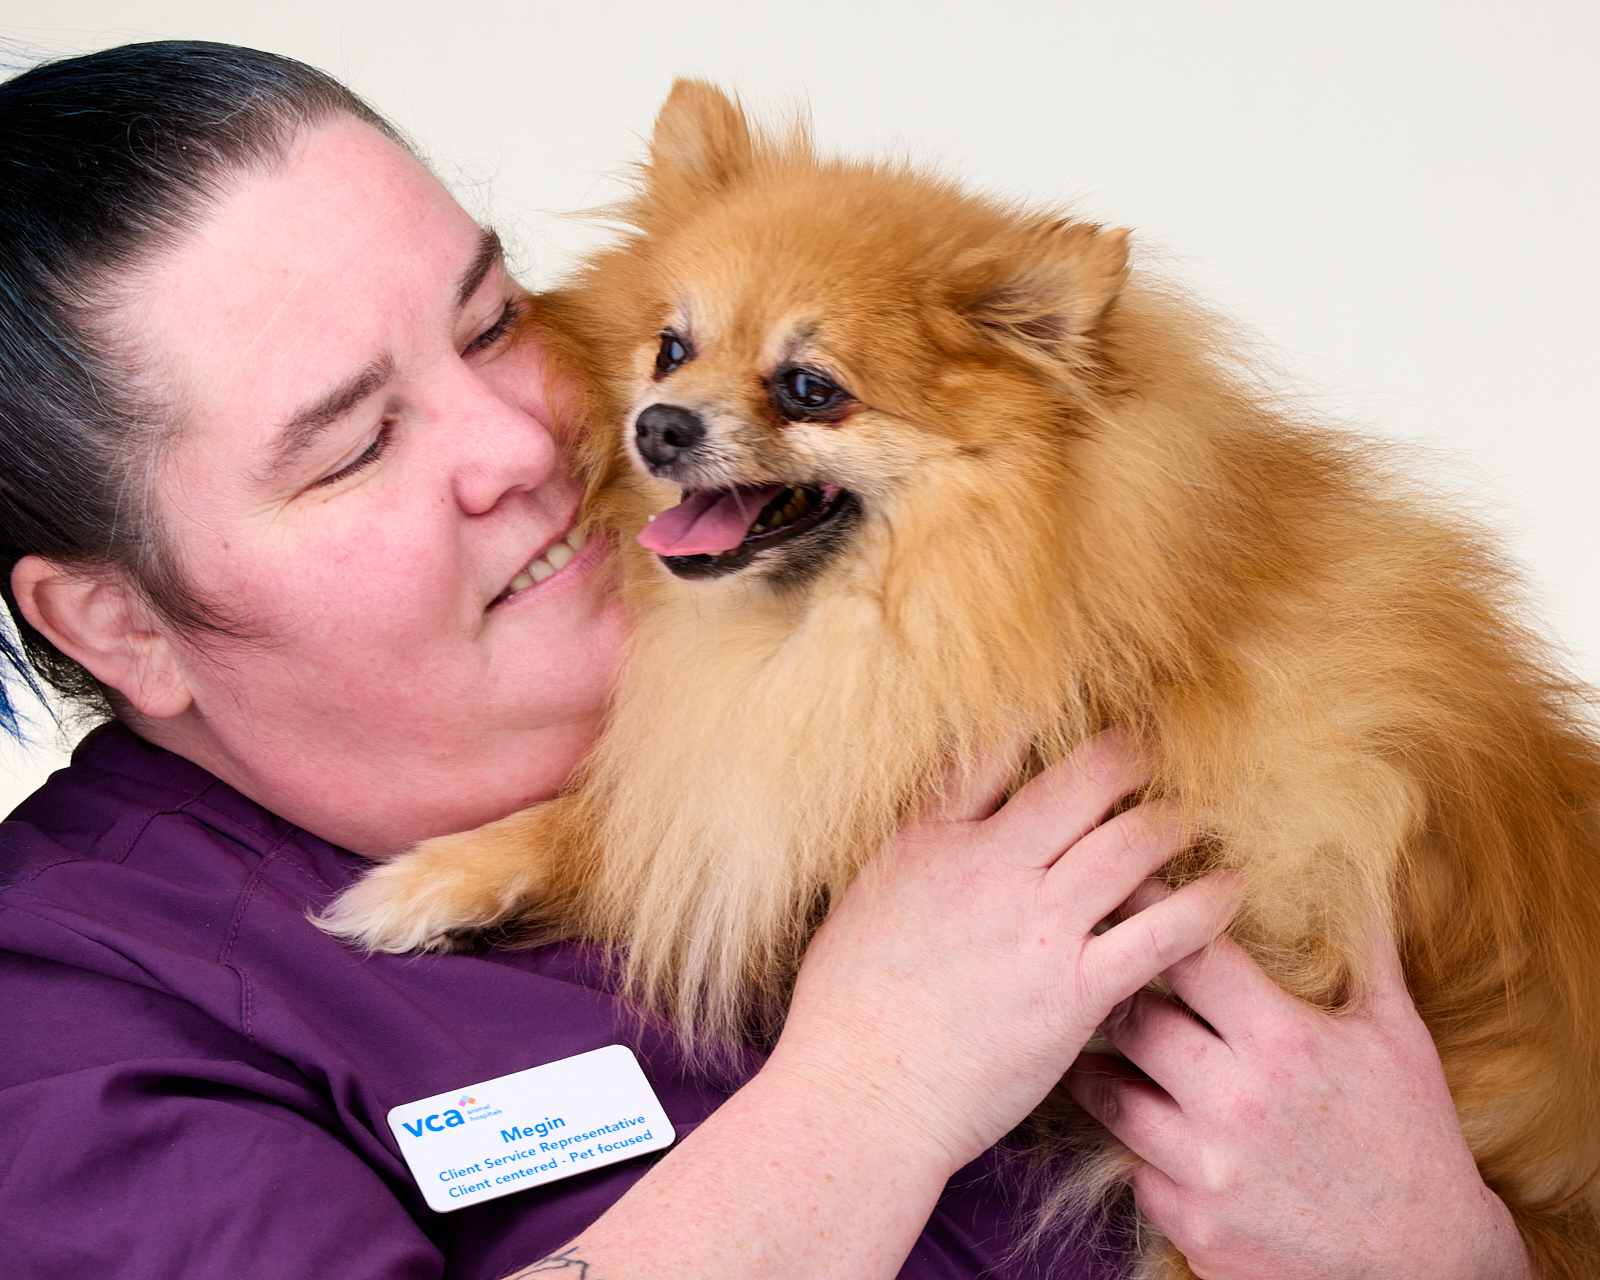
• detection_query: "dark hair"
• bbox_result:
[0,41,405,737]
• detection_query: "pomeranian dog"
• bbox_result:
[322,82,1600,1277]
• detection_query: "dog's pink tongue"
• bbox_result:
[637,485,785,556]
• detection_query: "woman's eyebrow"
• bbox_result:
[456,228,504,309]
[263,230,501,480]
[266,354,395,477]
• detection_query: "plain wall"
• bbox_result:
[2,0,1596,814]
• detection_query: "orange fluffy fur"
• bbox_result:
[321,82,1600,1277]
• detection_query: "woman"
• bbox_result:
[0,42,1532,1279]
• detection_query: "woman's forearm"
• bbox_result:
[510,1060,956,1280]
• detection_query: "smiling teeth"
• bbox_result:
[502,526,588,599]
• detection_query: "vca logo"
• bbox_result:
[401,1109,466,1137]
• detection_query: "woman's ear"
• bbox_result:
[10,556,194,720]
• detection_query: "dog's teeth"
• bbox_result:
[568,526,588,551]
[546,541,576,571]
[507,571,535,594]
[647,514,657,522]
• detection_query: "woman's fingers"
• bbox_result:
[1120,873,1303,1051]
[1095,990,1230,1108]
[1083,870,1243,1015]
[1159,932,1299,1049]
[1117,872,1175,920]
[1123,1161,1194,1265]
[922,731,1033,824]
[1065,1052,1186,1167]
[1349,915,1419,1026]
[1043,800,1190,928]
[985,730,1153,865]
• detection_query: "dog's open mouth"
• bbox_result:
[636,483,859,579]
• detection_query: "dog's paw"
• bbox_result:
[313,830,529,953]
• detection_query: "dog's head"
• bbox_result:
[587,81,1130,591]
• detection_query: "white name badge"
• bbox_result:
[388,1044,677,1214]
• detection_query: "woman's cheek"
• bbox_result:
[297,509,457,631]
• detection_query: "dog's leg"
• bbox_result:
[314,794,591,953]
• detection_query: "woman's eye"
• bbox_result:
[313,422,394,488]
[771,366,848,419]
[654,331,692,377]
[464,299,522,356]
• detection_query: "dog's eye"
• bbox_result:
[771,366,848,420]
[655,331,692,378]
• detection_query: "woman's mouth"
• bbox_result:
[492,525,590,605]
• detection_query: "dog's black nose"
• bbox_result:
[635,403,707,468]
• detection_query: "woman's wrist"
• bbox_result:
[534,1055,960,1280]
[761,1024,984,1179]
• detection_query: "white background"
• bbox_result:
[2,1,1596,815]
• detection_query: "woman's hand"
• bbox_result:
[1067,917,1537,1280]
[767,730,1243,1177]
[540,733,1242,1280]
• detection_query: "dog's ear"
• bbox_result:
[647,80,753,195]
[955,221,1130,376]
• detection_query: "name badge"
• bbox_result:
[388,1044,676,1213]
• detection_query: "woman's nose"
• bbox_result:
[445,364,561,516]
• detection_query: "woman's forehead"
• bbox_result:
[130,117,486,452]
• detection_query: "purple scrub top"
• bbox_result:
[0,725,1116,1278]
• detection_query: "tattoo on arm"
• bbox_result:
[507,1246,603,1278]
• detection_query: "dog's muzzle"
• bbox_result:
[635,403,706,470]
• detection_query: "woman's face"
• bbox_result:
[124,117,627,855]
